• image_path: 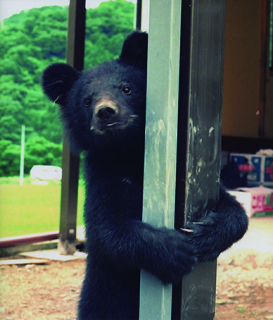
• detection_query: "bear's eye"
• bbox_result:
[83,98,91,107]
[122,86,131,95]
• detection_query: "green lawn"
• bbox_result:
[0,177,85,238]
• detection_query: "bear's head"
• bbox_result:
[42,31,148,154]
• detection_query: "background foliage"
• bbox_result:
[0,0,134,176]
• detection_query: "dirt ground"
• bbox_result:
[0,217,272,320]
[215,216,273,320]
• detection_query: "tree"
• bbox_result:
[0,1,135,176]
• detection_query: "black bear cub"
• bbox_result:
[42,32,248,320]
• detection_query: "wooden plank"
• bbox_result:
[0,259,50,266]
[20,250,87,261]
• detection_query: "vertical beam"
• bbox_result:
[259,0,270,138]
[173,0,226,319]
[58,0,86,255]
[135,0,142,30]
[66,0,86,70]
[139,0,150,32]
[139,0,182,319]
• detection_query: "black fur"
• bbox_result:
[42,31,248,320]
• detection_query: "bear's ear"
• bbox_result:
[119,31,148,71]
[42,63,79,105]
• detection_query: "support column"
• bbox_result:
[58,0,86,255]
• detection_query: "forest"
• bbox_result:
[0,0,134,176]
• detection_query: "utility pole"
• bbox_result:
[19,125,25,186]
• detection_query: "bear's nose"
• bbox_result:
[95,102,118,122]
[97,106,117,121]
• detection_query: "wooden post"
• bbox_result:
[173,0,226,319]
[58,0,86,255]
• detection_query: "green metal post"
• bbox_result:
[139,0,182,318]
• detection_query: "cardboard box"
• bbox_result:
[264,156,273,186]
[228,187,273,218]
[230,153,273,187]
[230,153,262,186]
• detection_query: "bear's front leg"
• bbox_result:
[90,217,197,284]
[184,186,249,261]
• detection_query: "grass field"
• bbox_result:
[0,177,85,238]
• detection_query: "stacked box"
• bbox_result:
[264,156,273,186]
[230,153,262,186]
[230,153,273,187]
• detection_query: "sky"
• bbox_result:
[0,0,136,21]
